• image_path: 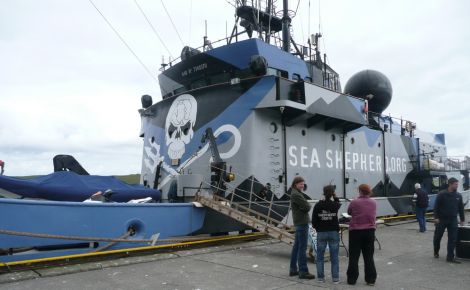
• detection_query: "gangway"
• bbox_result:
[195,193,295,246]
[196,127,295,245]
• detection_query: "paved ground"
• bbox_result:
[1,214,469,290]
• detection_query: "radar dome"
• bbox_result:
[344,70,392,113]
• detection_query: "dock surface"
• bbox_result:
[1,214,469,289]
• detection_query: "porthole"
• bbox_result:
[351,137,355,144]
[301,130,306,136]
[269,122,278,133]
[331,134,336,142]
[378,142,381,148]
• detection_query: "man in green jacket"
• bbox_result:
[289,176,315,279]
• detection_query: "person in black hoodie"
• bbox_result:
[433,177,465,263]
[312,185,341,284]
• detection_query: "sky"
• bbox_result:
[1,0,469,176]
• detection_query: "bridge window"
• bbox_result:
[210,72,231,84]
[267,68,288,79]
[190,78,207,89]
[174,87,186,95]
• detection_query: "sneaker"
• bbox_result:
[289,270,299,277]
[366,282,375,286]
[299,273,316,279]
[446,258,461,264]
[317,278,325,283]
[434,252,439,258]
[333,279,340,284]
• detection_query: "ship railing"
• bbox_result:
[421,155,470,172]
[322,71,341,91]
[367,111,416,137]
[162,34,236,70]
[268,34,321,61]
[162,33,318,71]
[161,23,319,72]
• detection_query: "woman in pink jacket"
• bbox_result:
[346,184,377,286]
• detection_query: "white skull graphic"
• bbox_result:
[165,94,197,160]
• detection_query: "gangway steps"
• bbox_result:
[195,194,294,246]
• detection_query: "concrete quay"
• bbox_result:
[1,214,469,290]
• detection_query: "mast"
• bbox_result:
[281,0,290,52]
[265,0,272,44]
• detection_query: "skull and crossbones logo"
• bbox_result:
[165,94,197,160]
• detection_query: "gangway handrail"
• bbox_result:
[201,179,288,222]
[194,193,295,245]
[212,194,291,229]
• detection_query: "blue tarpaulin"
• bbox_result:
[0,172,161,202]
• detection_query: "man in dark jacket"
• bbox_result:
[413,183,429,232]
[433,177,465,263]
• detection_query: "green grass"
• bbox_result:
[14,174,142,185]
[114,174,141,184]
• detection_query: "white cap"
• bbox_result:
[414,183,421,189]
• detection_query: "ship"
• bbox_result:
[138,0,470,233]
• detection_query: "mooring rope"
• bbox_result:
[0,229,259,246]
[91,230,133,253]
[0,229,154,243]
[0,229,212,244]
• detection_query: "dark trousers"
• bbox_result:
[416,207,427,232]
[433,218,458,260]
[347,229,377,285]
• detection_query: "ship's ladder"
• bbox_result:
[194,193,294,246]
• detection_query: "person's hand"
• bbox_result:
[333,193,339,202]
[434,219,440,224]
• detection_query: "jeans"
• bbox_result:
[347,229,377,285]
[416,207,427,232]
[433,218,458,260]
[290,224,309,274]
[316,231,340,281]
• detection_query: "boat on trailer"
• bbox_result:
[1,0,469,263]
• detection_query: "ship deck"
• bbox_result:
[1,213,469,290]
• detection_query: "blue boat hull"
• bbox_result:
[0,198,205,262]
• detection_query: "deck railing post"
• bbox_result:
[248,176,254,211]
[267,192,274,225]
[230,189,235,204]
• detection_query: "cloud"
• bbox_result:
[1,0,469,176]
